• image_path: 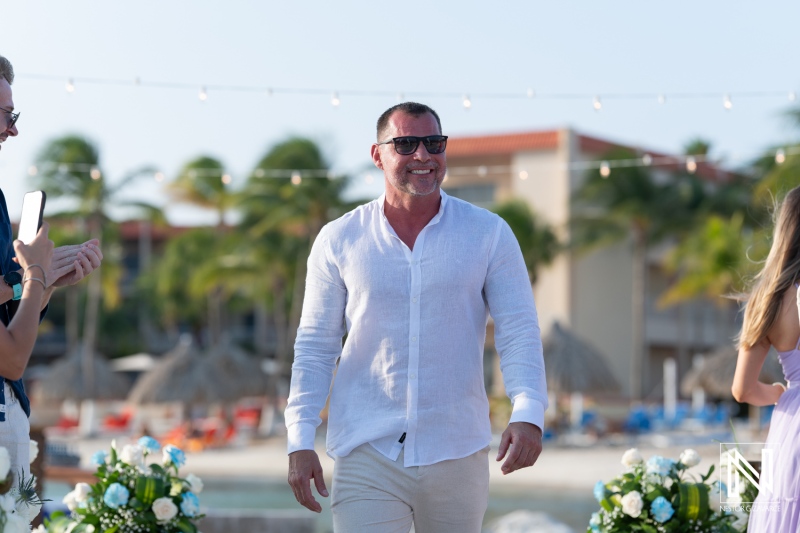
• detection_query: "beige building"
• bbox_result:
[443,129,740,399]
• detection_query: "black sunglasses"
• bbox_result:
[376,135,448,155]
[0,107,19,130]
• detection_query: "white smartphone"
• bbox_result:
[18,191,46,244]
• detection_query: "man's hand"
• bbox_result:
[496,421,543,475]
[50,240,103,288]
[288,449,328,513]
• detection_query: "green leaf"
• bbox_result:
[104,526,120,533]
[135,476,165,505]
[176,516,198,533]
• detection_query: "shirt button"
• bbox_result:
[412,297,418,303]
[412,337,417,342]
[410,374,416,379]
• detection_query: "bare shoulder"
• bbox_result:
[769,286,800,351]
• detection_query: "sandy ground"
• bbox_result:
[57,432,730,491]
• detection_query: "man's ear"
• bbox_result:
[370,144,384,170]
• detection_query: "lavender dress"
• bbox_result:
[747,338,800,531]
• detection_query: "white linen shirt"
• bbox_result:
[285,190,547,467]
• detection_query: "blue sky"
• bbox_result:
[2,0,798,224]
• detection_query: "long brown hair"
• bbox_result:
[739,185,800,349]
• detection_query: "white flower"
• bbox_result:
[152,497,178,522]
[32,526,47,533]
[62,483,91,511]
[0,447,10,482]
[621,491,643,518]
[727,493,742,506]
[680,449,701,467]
[185,473,204,493]
[3,512,29,533]
[15,499,42,523]
[731,510,749,529]
[0,493,16,512]
[29,440,39,464]
[621,448,644,468]
[120,444,145,467]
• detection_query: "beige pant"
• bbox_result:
[331,443,489,533]
[0,382,30,484]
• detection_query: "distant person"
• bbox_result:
[286,102,548,532]
[0,54,103,482]
[732,184,800,531]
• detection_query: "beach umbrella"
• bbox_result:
[680,345,784,398]
[127,338,267,405]
[30,346,131,403]
[543,321,620,394]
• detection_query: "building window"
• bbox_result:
[445,184,496,207]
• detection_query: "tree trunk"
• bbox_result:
[631,226,648,401]
[137,219,154,349]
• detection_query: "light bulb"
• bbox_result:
[790,91,797,102]
[27,166,38,177]
[331,92,340,107]
[519,170,529,180]
[593,96,602,111]
[723,94,732,110]
[527,88,535,99]
[90,167,102,180]
[134,77,141,85]
[477,165,487,177]
[657,94,666,105]
[397,92,405,102]
[154,172,165,182]
[686,156,697,174]
[462,94,472,110]
[66,79,75,93]
[364,173,374,184]
[642,154,653,166]
[776,149,786,164]
[600,161,610,178]
[254,168,265,178]
[199,86,208,102]
[221,174,232,185]
[266,87,273,97]
[291,171,302,185]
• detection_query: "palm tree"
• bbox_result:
[491,199,559,285]
[33,134,159,396]
[571,147,694,400]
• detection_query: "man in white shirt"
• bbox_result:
[286,102,547,532]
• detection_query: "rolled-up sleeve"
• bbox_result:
[484,219,548,431]
[285,228,347,453]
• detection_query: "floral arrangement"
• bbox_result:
[0,441,46,532]
[43,437,204,533]
[587,448,748,533]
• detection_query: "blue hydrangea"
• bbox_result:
[138,436,161,453]
[589,512,602,532]
[163,444,186,468]
[650,496,674,523]
[593,480,607,502]
[180,492,200,517]
[90,450,108,467]
[646,456,674,476]
[103,483,130,509]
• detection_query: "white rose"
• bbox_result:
[152,497,178,522]
[32,525,47,533]
[621,491,643,518]
[4,513,29,533]
[29,440,39,464]
[74,482,92,502]
[621,448,644,468]
[185,473,204,493]
[0,447,10,482]
[680,449,701,467]
[120,444,145,467]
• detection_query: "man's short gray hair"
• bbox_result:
[0,56,14,85]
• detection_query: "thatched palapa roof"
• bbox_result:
[680,345,784,398]
[31,346,131,402]
[543,321,620,394]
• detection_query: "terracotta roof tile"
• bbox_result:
[446,131,559,157]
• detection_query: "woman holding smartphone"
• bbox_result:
[732,185,800,531]
[0,223,53,483]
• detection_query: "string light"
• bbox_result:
[641,154,653,166]
[592,96,602,111]
[775,149,786,164]
[657,94,666,105]
[154,172,165,182]
[291,171,302,185]
[90,167,102,180]
[364,173,374,184]
[27,166,37,176]
[397,92,405,102]
[266,87,273,97]
[198,86,208,102]
[790,91,797,102]
[221,174,232,184]
[527,88,535,99]
[723,94,733,110]
[65,79,75,93]
[599,161,611,178]
[686,156,697,174]
[331,92,340,107]
[477,165,487,177]
[519,170,529,180]
[462,94,472,110]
